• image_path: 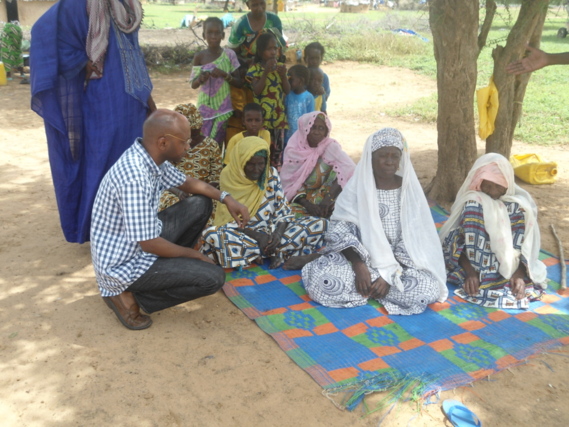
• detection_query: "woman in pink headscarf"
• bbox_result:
[439,153,547,310]
[281,112,355,218]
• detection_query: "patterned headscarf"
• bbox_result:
[371,128,405,153]
[174,103,203,129]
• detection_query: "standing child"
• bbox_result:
[191,17,241,148]
[285,65,315,144]
[225,62,254,145]
[304,42,331,113]
[308,67,326,113]
[246,32,290,166]
[225,103,271,165]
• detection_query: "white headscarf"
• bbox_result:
[332,128,448,302]
[439,153,547,285]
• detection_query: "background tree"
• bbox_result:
[487,0,549,157]
[428,0,550,202]
[427,0,479,201]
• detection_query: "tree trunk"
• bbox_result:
[427,0,479,202]
[486,0,549,157]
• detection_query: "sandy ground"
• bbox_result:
[1,58,569,426]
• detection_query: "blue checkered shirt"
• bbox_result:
[91,139,186,296]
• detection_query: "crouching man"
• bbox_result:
[91,109,249,330]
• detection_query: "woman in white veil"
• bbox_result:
[439,153,547,309]
[302,128,447,315]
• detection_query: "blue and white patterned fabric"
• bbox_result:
[91,139,186,296]
[302,188,440,314]
[202,168,327,269]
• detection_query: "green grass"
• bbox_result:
[141,3,569,145]
[385,7,569,146]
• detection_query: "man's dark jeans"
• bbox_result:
[128,195,225,313]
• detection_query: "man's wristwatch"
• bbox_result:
[219,191,230,203]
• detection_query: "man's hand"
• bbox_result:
[224,196,250,228]
[186,248,216,265]
[506,45,548,75]
[139,237,214,264]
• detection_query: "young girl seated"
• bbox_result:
[191,17,241,148]
[225,103,271,165]
[246,32,290,166]
[201,137,327,270]
[439,153,548,309]
[285,65,315,144]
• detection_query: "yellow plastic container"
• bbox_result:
[0,62,7,86]
[510,154,558,185]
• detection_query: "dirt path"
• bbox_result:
[1,61,568,426]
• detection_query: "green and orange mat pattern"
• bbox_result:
[223,205,569,411]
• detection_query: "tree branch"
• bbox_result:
[478,0,497,56]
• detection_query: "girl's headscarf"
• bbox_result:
[214,137,271,226]
[174,103,203,129]
[439,153,547,285]
[281,112,355,201]
[332,128,448,302]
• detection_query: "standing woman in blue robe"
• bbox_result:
[31,0,155,243]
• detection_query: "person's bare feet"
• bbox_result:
[282,254,321,270]
[103,291,152,330]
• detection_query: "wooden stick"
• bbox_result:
[550,225,567,289]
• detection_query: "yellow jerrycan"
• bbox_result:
[0,62,7,86]
[510,153,558,185]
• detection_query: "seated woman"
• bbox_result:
[302,128,447,314]
[439,153,547,309]
[281,112,355,219]
[159,103,222,225]
[201,136,327,269]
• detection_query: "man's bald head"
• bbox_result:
[141,109,191,164]
[143,109,188,142]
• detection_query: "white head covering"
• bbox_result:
[332,128,448,302]
[439,153,547,285]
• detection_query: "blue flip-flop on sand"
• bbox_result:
[442,399,482,427]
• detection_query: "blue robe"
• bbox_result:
[30,0,152,243]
